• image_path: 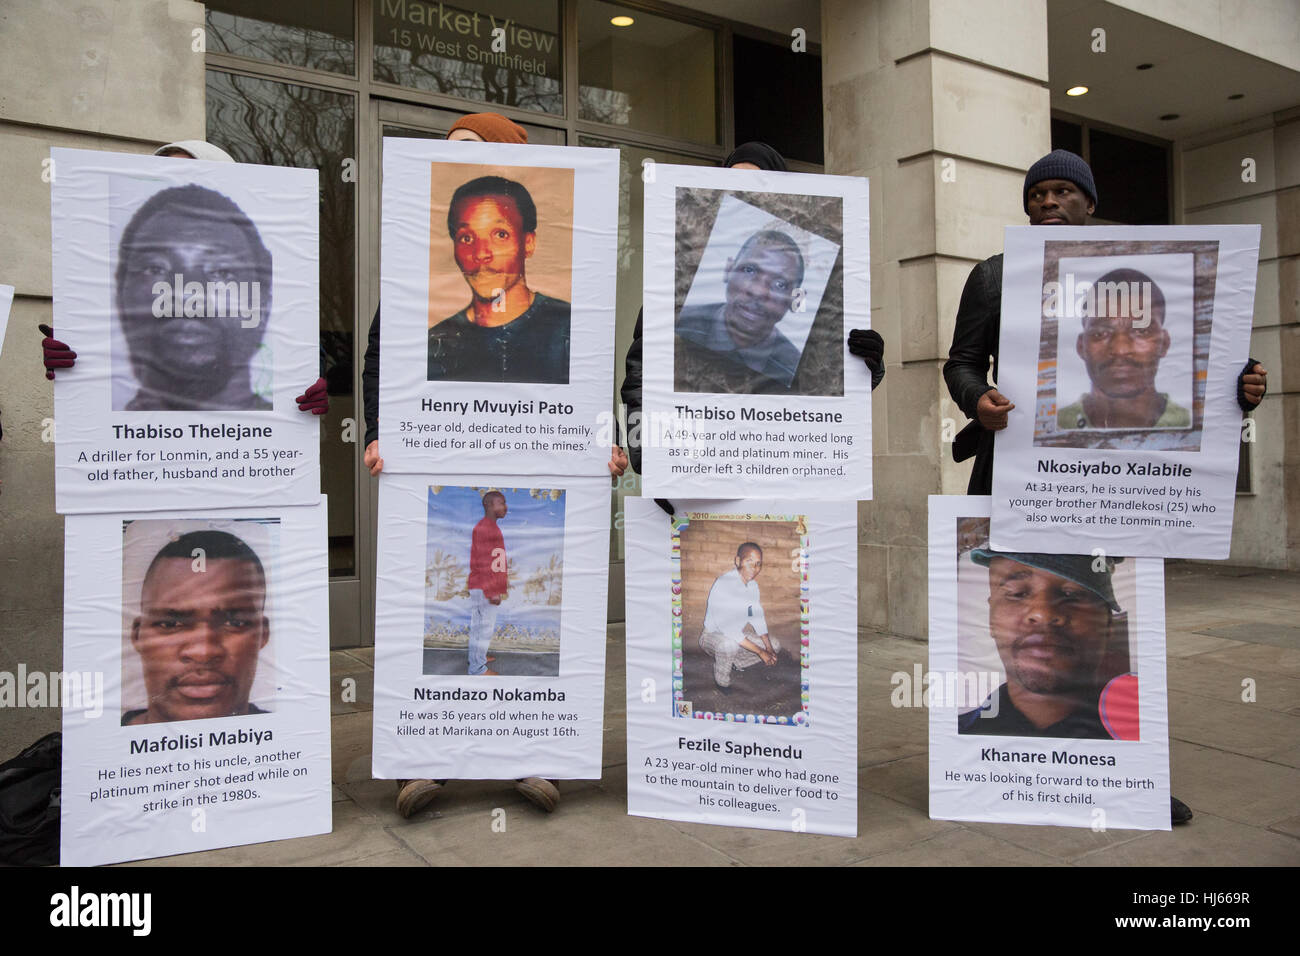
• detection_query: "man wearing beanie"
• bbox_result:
[943,148,1269,825]
[943,148,1267,496]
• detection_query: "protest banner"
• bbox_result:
[51,148,321,514]
[378,138,617,477]
[929,495,1170,830]
[625,497,858,837]
[371,474,610,779]
[639,165,871,499]
[991,225,1260,557]
[60,499,332,866]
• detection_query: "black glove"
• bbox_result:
[847,328,885,390]
[1237,357,1265,413]
[654,498,674,517]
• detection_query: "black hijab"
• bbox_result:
[722,141,787,172]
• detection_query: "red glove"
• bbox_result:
[295,377,329,415]
[39,324,76,380]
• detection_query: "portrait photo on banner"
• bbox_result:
[954,516,1141,743]
[673,190,843,397]
[672,513,810,726]
[120,516,280,726]
[422,484,565,678]
[109,173,275,413]
[1033,241,1215,452]
[425,161,575,385]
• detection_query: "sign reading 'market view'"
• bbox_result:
[375,0,561,79]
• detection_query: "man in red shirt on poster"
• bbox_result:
[467,490,509,677]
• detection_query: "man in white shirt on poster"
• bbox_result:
[698,542,781,692]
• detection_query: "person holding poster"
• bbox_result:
[958,548,1123,739]
[123,529,271,725]
[39,139,329,415]
[427,176,570,384]
[366,115,579,819]
[942,149,1266,496]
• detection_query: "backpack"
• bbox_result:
[0,732,61,866]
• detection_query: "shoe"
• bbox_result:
[713,681,731,695]
[515,776,560,812]
[396,778,444,818]
[1171,796,1193,825]
[486,655,497,663]
[484,668,499,676]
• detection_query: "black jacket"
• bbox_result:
[362,305,380,447]
[943,255,1003,494]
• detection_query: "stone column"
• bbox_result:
[821,0,1052,637]
[0,0,206,751]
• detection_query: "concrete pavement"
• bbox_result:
[125,562,1300,866]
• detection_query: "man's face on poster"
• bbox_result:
[1076,305,1170,402]
[131,556,269,723]
[735,546,763,584]
[451,194,535,304]
[117,204,268,391]
[986,557,1110,697]
[722,240,800,346]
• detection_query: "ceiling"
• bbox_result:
[1047,0,1300,140]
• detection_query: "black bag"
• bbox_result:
[0,732,61,866]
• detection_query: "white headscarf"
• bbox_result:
[154,140,236,163]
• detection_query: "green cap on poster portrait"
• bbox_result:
[969,548,1123,612]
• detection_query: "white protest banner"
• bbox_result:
[0,283,13,360]
[60,499,332,866]
[639,165,871,499]
[990,226,1260,558]
[371,473,609,780]
[928,495,1170,831]
[51,148,320,515]
[378,138,617,477]
[625,497,857,837]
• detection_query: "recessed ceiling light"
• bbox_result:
[1136,63,1154,70]
[1066,86,1088,96]
[1228,93,1245,100]
[1159,113,1180,120]
[610,15,634,26]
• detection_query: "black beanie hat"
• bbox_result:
[723,142,788,172]
[1023,149,1097,213]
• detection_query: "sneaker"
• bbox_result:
[1171,795,1193,825]
[396,778,444,818]
[515,776,560,812]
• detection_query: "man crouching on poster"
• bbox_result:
[124,530,270,725]
[959,550,1124,739]
[699,543,782,692]
[467,491,510,676]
